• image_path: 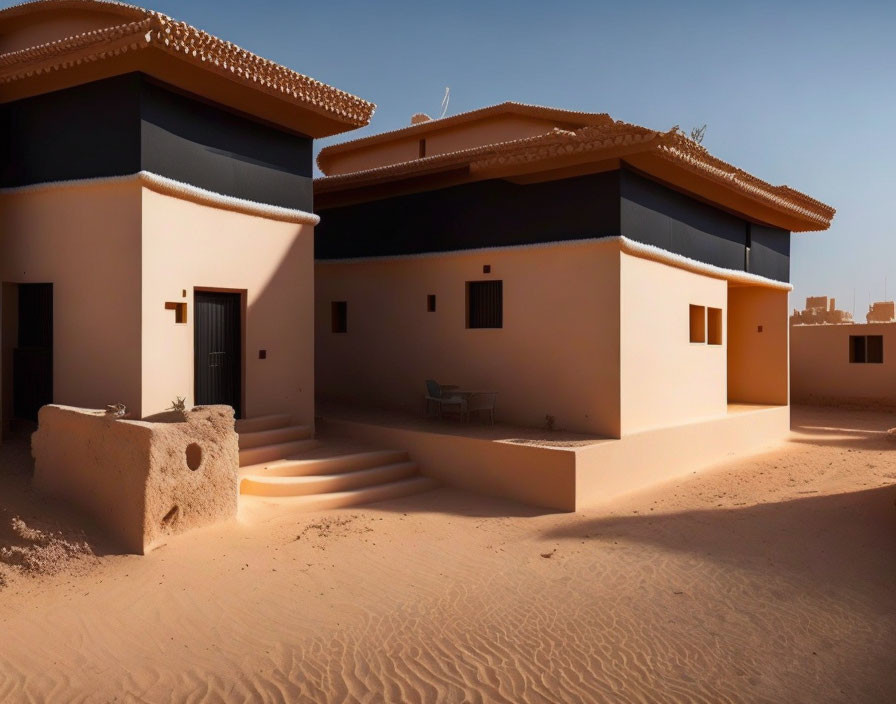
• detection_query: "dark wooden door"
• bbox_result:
[13,283,53,421]
[194,291,242,418]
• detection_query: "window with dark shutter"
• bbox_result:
[331,301,347,333]
[467,281,502,329]
[850,335,883,363]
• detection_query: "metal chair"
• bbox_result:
[424,380,466,420]
[465,392,497,424]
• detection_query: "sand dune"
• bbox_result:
[1,406,895,702]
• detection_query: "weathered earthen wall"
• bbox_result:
[32,404,239,554]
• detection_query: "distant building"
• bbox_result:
[866,301,895,323]
[790,296,853,325]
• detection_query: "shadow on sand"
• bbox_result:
[543,483,896,614]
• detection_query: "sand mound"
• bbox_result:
[0,515,95,586]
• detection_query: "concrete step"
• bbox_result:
[240,461,419,497]
[241,476,439,512]
[240,448,410,477]
[238,439,320,467]
[235,414,293,435]
[238,424,313,450]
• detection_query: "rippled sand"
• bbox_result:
[1,406,894,703]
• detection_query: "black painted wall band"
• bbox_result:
[0,73,313,211]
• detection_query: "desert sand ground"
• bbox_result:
[1,406,894,703]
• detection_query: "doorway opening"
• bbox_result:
[194,290,243,418]
[2,283,53,432]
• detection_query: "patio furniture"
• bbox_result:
[424,380,467,420]
[461,391,497,425]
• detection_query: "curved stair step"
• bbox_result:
[235,414,293,435]
[239,439,319,467]
[240,449,410,477]
[238,424,313,450]
[240,461,418,497]
[242,476,439,511]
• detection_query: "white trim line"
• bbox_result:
[0,171,320,225]
[317,235,792,291]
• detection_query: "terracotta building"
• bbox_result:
[313,104,835,504]
[0,0,374,434]
[790,296,853,325]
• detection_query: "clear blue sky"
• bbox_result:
[6,0,895,315]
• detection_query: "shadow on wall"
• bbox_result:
[542,484,896,616]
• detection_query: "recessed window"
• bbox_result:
[427,294,436,312]
[483,265,491,274]
[689,304,705,343]
[850,335,883,363]
[331,301,347,333]
[418,139,426,158]
[467,281,503,329]
[707,307,723,345]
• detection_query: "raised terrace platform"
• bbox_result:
[318,402,791,511]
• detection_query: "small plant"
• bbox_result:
[104,403,128,418]
[544,414,556,432]
[167,397,187,413]
[689,124,707,144]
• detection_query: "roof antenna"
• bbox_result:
[439,87,450,119]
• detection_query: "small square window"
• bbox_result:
[707,307,723,345]
[467,281,502,329]
[427,294,436,312]
[483,265,491,274]
[689,304,705,343]
[331,301,347,333]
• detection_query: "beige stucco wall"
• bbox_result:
[322,115,566,176]
[619,252,728,435]
[576,405,789,507]
[315,241,621,436]
[0,180,142,430]
[729,286,789,405]
[140,187,315,421]
[791,322,896,406]
[32,404,239,554]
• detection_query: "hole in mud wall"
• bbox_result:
[185,443,203,471]
[161,505,180,527]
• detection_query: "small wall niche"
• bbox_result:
[689,304,706,343]
[427,294,436,312]
[165,301,187,324]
